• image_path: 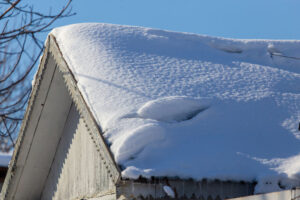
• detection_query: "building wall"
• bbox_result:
[117,179,255,200]
[41,104,115,200]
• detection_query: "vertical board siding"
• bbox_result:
[117,179,255,200]
[41,104,114,200]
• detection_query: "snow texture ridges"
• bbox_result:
[51,23,300,193]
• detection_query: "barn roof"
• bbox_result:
[3,23,300,197]
[50,23,300,193]
[51,23,300,191]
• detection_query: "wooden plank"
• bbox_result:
[13,57,73,200]
[41,105,115,200]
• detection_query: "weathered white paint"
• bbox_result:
[41,104,115,200]
[49,35,120,184]
[227,188,300,200]
[1,37,119,200]
[4,54,73,200]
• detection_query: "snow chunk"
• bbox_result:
[137,96,210,123]
[267,43,282,56]
[163,185,175,198]
[111,123,165,163]
[255,176,283,194]
[122,166,154,179]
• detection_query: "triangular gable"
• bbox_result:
[1,35,120,200]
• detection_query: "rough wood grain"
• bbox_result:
[41,104,115,200]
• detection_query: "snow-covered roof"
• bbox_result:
[51,23,300,193]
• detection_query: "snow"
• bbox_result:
[112,123,165,163]
[51,23,300,194]
[163,185,175,198]
[0,152,11,167]
[136,96,210,123]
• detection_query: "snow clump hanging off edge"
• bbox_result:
[163,185,176,198]
[111,123,166,163]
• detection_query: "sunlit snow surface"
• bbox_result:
[51,23,300,193]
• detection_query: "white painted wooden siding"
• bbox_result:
[41,104,114,200]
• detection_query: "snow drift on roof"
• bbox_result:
[51,23,300,193]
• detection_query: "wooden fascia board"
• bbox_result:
[1,34,121,200]
[48,34,121,184]
[0,37,53,200]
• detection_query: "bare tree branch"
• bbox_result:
[0,0,21,19]
[0,0,74,152]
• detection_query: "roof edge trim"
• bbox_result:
[48,34,121,183]
[1,34,121,200]
[0,36,53,200]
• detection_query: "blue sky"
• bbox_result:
[33,0,300,40]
